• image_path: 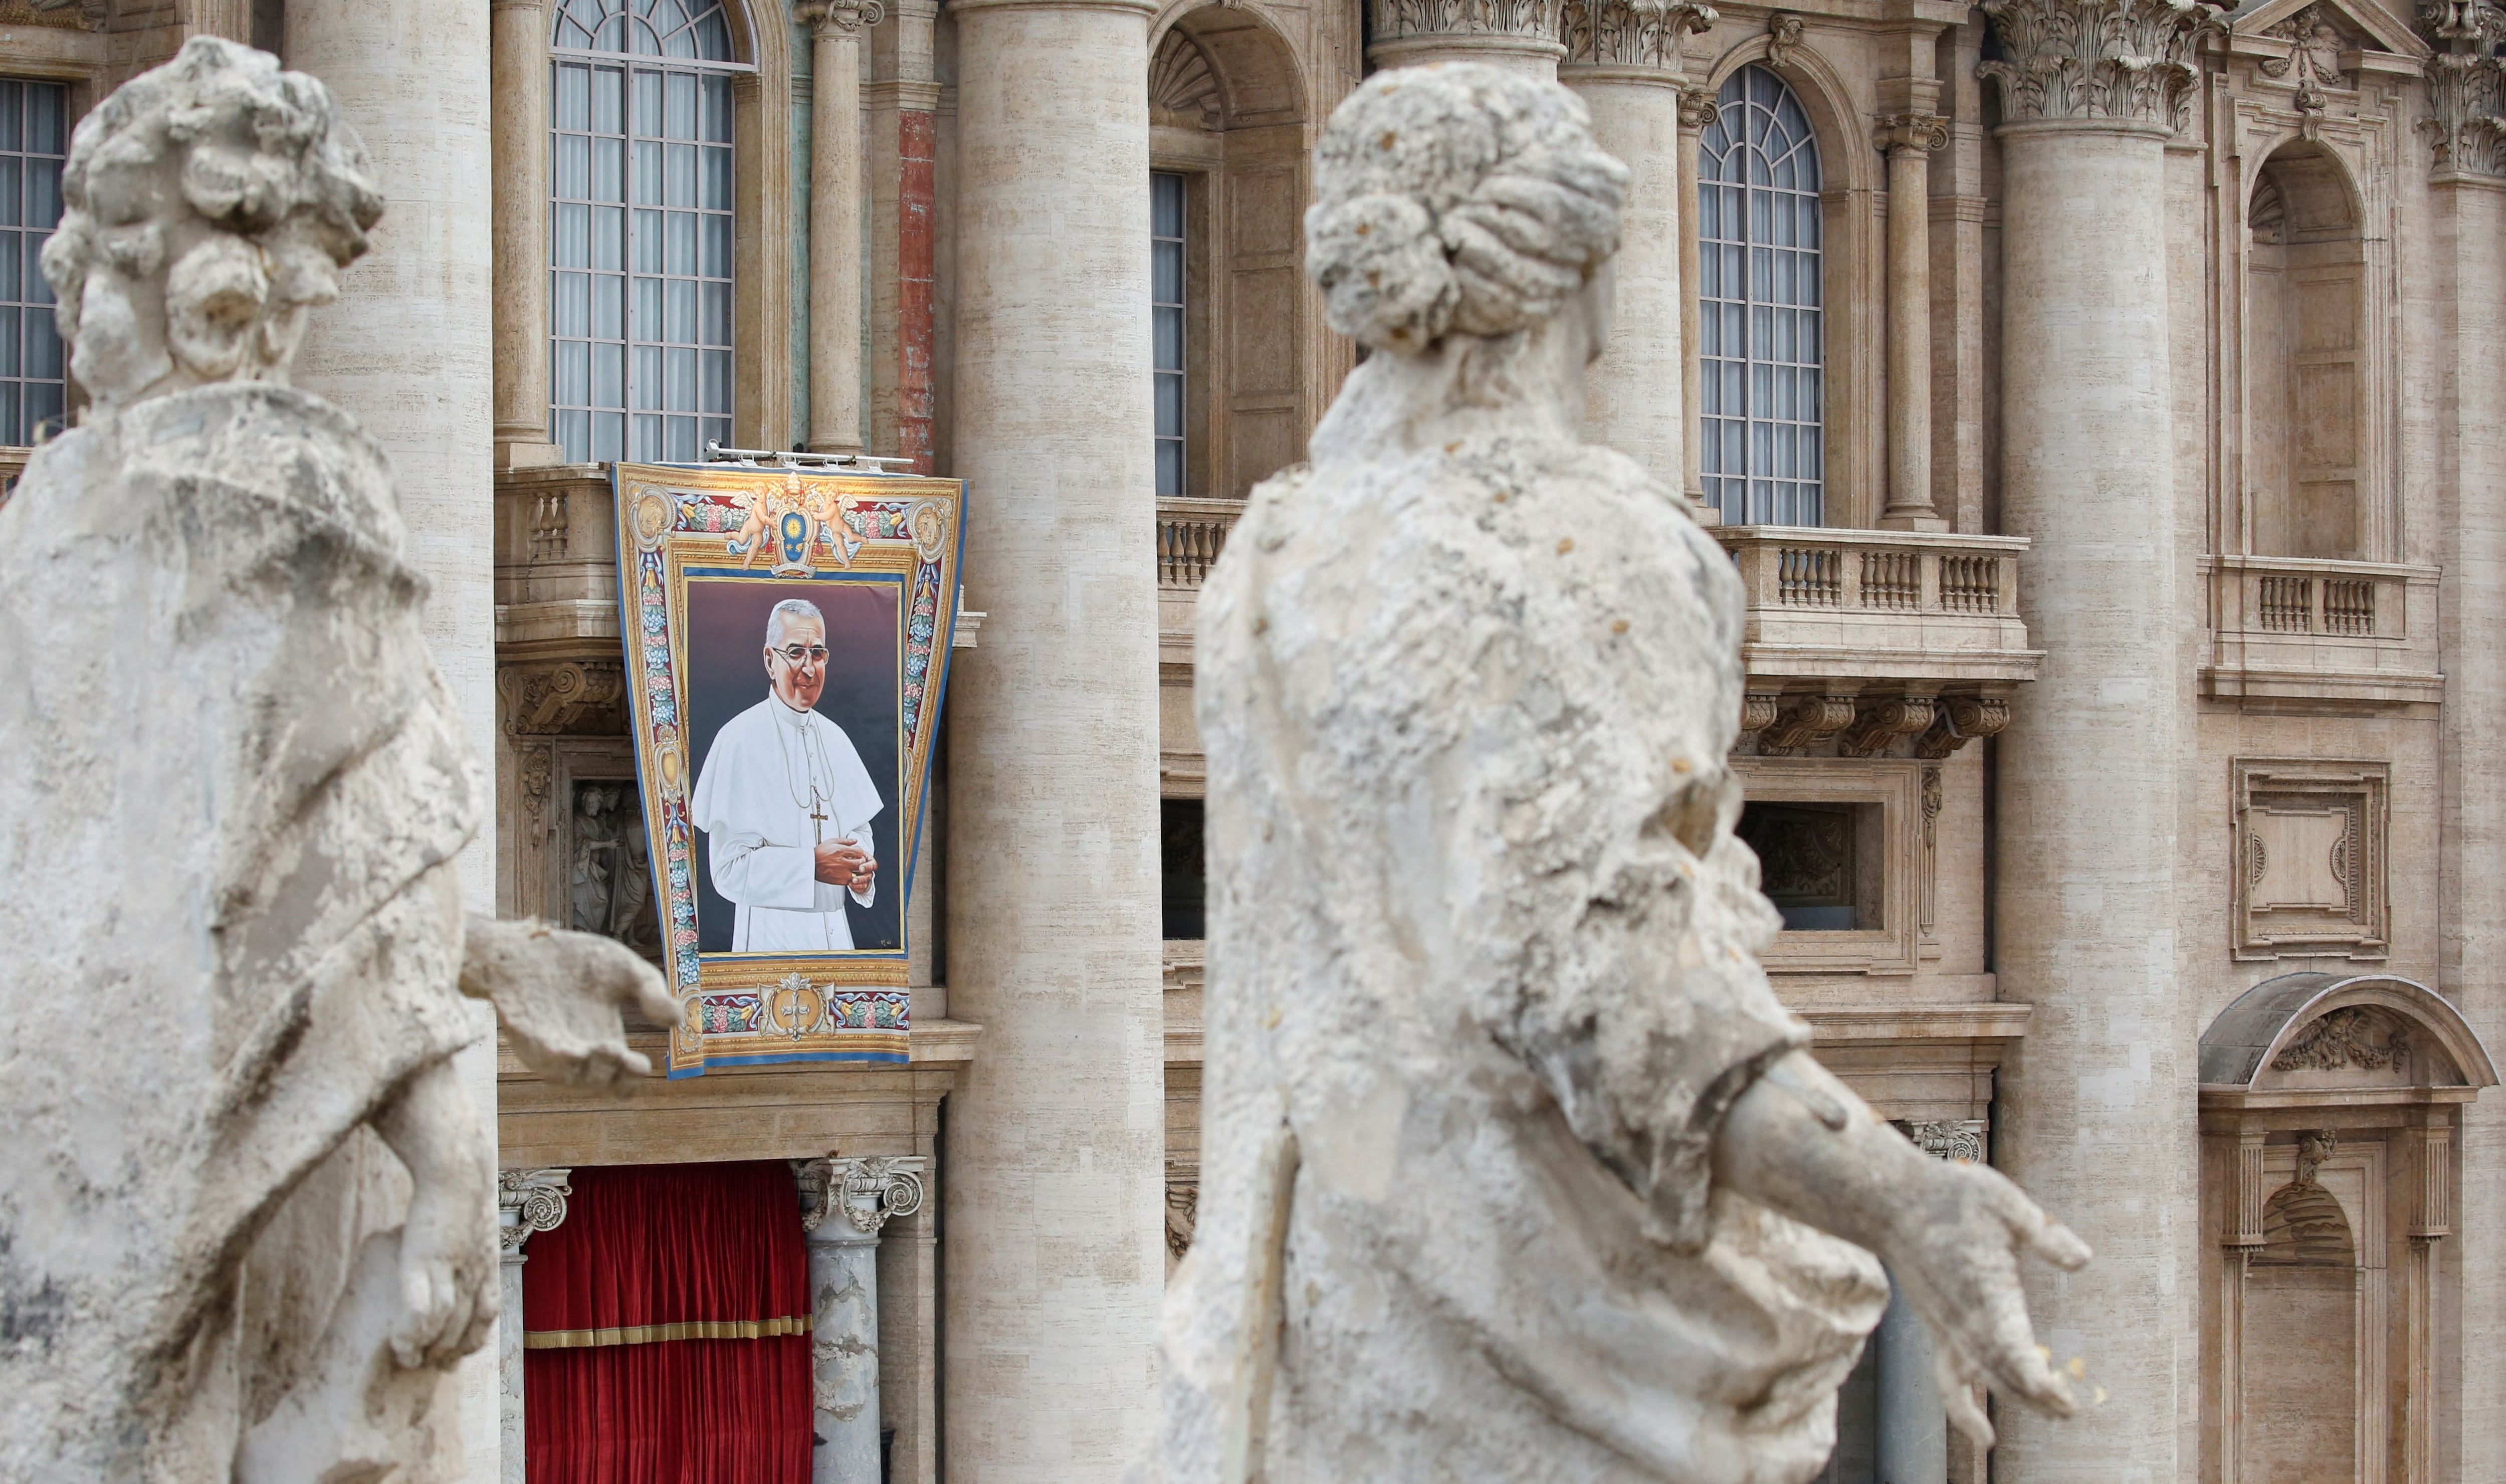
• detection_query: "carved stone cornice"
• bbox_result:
[1874,112,1952,154]
[1978,0,2225,129]
[1559,0,1717,70]
[798,0,886,35]
[498,659,626,737]
[1370,0,1566,50]
[2418,0,2506,175]
[498,1168,573,1259]
[794,1154,930,1240]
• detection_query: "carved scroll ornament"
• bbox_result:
[1977,0,2225,128]
[795,1154,930,1238]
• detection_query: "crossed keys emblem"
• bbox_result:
[763,972,827,1039]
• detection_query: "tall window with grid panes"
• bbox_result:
[0,80,66,449]
[1698,65,1823,527]
[548,0,738,465]
[1152,171,1186,497]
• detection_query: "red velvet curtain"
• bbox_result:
[524,1161,812,1484]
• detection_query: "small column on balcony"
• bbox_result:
[802,0,880,455]
[1874,108,1948,531]
[795,1155,929,1484]
[1560,0,1715,489]
[497,1170,573,1484]
[1368,0,1565,77]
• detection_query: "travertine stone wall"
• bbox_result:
[1988,115,2193,1484]
[943,0,1168,1474]
[282,4,504,1476]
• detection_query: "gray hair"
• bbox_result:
[765,597,826,648]
[1305,64,1627,354]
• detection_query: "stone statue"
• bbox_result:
[1166,65,2090,1483]
[0,38,676,1481]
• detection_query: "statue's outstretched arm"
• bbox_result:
[460,915,682,1084]
[1712,1049,2091,1444]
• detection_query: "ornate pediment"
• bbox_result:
[2231,0,2429,59]
[2200,972,2501,1095]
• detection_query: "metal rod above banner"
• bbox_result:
[706,440,918,475]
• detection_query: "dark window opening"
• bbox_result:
[1737,800,1882,932]
[1162,797,1204,941]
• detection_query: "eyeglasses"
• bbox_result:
[771,644,829,664]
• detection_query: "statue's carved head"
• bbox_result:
[1305,64,1627,355]
[41,36,382,413]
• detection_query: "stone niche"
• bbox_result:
[2199,973,2498,1484]
[2231,757,2390,961]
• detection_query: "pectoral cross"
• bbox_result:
[810,796,828,846]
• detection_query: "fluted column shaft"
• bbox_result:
[944,0,1165,1475]
[491,0,557,464]
[1979,3,2213,1479]
[1876,115,1945,530]
[2425,7,2506,1460]
[804,0,876,453]
[1559,2,1710,487]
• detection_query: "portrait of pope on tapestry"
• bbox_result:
[686,584,904,953]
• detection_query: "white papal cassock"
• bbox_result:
[691,696,885,950]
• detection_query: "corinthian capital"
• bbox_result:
[1873,112,1951,153]
[1559,0,1718,70]
[1978,0,2224,128]
[798,0,885,36]
[1371,0,1565,49]
[2419,0,2506,175]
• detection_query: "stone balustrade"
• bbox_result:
[1709,525,2038,687]
[1157,497,1241,587]
[2202,554,2443,708]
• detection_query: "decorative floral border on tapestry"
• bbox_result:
[610,462,963,1077]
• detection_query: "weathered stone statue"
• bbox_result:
[0,38,674,1481]
[1167,65,2089,1483]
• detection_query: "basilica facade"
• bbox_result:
[4,0,2503,1478]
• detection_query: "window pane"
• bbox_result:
[0,81,66,445]
[1150,171,1188,495]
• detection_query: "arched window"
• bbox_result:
[1698,64,1823,527]
[549,0,739,464]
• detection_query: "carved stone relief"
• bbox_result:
[2271,1007,2408,1073]
[1558,0,1716,69]
[2231,758,2390,960]
[1150,28,1223,131]
[1368,0,1565,47]
[2419,0,2506,174]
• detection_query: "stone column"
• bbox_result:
[945,0,1167,1474]
[1559,0,1713,487]
[796,1156,927,1484]
[1367,0,1564,76]
[283,6,502,1475]
[2403,1122,2452,1484]
[1873,1282,1945,1484]
[1975,2,2215,1480]
[1676,83,1716,519]
[802,0,879,454]
[496,1170,573,1484]
[491,0,560,467]
[1874,112,1947,530]
[2423,5,2506,1474]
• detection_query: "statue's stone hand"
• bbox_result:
[462,914,680,1084]
[1880,1159,2093,1445]
[370,1058,500,1370]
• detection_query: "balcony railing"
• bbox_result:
[1158,498,1242,587]
[2204,555,2441,707]
[1709,526,2038,691]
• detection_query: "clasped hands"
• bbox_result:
[813,834,878,892]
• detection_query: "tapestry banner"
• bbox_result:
[611,461,963,1076]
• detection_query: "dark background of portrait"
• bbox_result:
[683,575,903,953]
